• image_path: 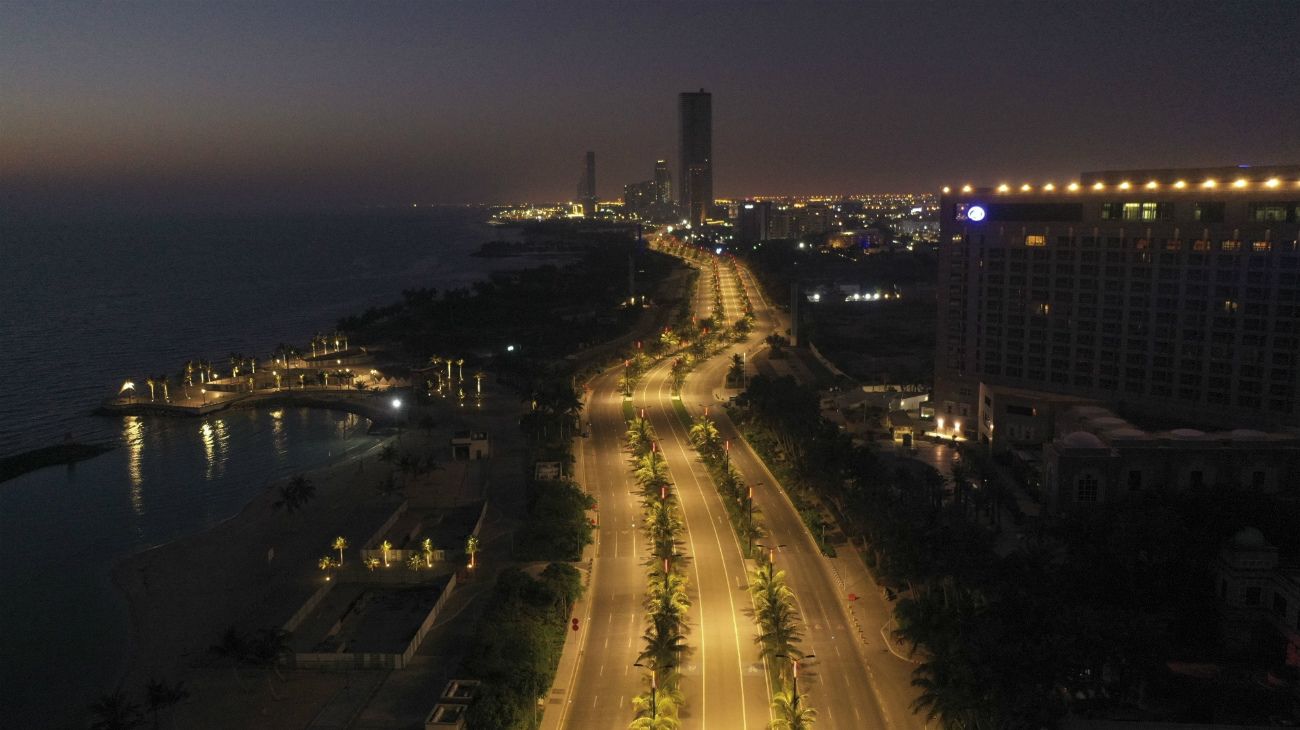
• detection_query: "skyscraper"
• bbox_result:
[654,159,672,206]
[678,89,712,226]
[578,150,597,216]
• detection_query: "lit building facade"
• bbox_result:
[936,165,1300,439]
[654,159,672,207]
[737,200,772,242]
[678,90,713,227]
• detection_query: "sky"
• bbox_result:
[2,1,1298,211]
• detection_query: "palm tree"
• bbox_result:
[89,690,145,730]
[688,416,719,451]
[208,627,249,690]
[247,627,293,699]
[273,474,315,514]
[318,555,337,577]
[144,678,190,730]
[638,613,688,673]
[332,536,348,566]
[145,376,157,402]
[626,417,653,453]
[364,557,381,571]
[728,353,745,385]
[465,535,480,569]
[770,686,817,730]
[422,537,433,567]
[380,540,393,566]
[474,370,485,395]
[406,552,423,570]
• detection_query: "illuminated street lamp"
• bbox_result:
[633,662,675,721]
[776,653,816,713]
[200,388,207,406]
[756,542,788,566]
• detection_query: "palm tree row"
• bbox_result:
[686,414,764,557]
[626,412,691,730]
[88,678,190,730]
[749,560,817,729]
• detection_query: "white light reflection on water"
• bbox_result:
[271,409,286,458]
[200,421,216,479]
[125,417,144,515]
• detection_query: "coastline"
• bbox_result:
[108,422,393,707]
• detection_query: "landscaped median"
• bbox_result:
[676,404,818,730]
[623,407,692,729]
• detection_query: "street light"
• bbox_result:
[200,388,207,406]
[756,542,787,565]
[775,653,815,714]
[633,662,675,721]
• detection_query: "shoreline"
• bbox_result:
[108,421,394,707]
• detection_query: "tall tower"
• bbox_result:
[653,159,671,206]
[678,89,712,226]
[580,150,597,216]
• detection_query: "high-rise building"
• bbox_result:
[579,150,597,216]
[654,159,672,207]
[935,165,1300,440]
[678,89,713,226]
[737,201,772,242]
[623,180,657,219]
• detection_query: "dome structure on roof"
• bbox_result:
[1227,429,1268,440]
[1232,527,1267,548]
[1105,427,1147,440]
[1060,431,1106,449]
[1169,428,1205,440]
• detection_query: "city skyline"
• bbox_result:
[3,1,1299,212]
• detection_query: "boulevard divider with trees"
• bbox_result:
[624,411,692,729]
[680,402,818,729]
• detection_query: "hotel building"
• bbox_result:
[935,165,1300,443]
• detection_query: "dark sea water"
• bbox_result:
[0,208,532,726]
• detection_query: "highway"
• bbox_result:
[563,244,920,729]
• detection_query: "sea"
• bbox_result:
[0,207,536,727]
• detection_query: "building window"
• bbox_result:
[1240,585,1262,606]
[1195,202,1226,223]
[1164,239,1183,251]
[1025,235,1046,247]
[1127,470,1142,491]
[1221,240,1241,253]
[1252,241,1271,253]
[1192,239,1211,252]
[1248,202,1290,222]
[1075,473,1099,503]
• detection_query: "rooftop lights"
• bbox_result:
[997,184,1010,192]
[1043,183,1055,191]
[1203,179,1217,188]
[1265,178,1280,188]
[1233,179,1248,188]
[1092,182,1105,190]
[1020,183,1032,191]
[1145,181,1158,189]
[1118,181,1131,190]
[942,186,951,194]
[1067,182,1080,191]
[961,184,972,193]
[1174,180,1187,189]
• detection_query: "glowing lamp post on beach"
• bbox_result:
[200,388,207,406]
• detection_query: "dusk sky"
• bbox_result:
[3,1,1298,211]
